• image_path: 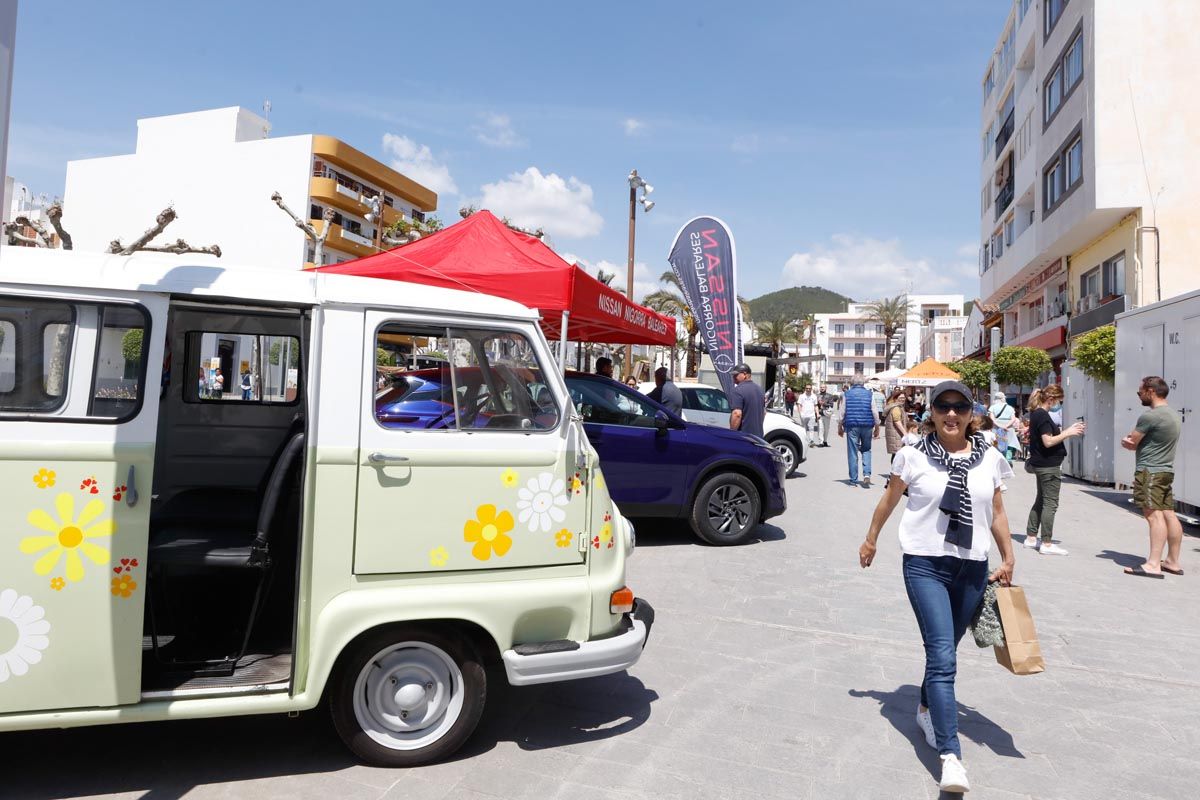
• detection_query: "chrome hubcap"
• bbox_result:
[707,484,752,534]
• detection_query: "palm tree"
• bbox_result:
[862,294,913,367]
[653,272,703,376]
[755,317,801,359]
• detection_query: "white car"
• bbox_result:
[638,380,807,477]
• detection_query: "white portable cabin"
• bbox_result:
[1113,288,1200,513]
[1062,364,1116,484]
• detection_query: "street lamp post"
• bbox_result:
[624,169,654,378]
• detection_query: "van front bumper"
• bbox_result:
[502,599,655,687]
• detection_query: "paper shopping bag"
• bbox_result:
[992,585,1045,675]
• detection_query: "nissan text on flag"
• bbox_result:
[0,248,652,767]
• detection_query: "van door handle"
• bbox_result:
[368,452,410,464]
[126,465,139,507]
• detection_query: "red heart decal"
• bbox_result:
[131,559,139,567]
[89,487,99,494]
[114,567,123,574]
[121,558,130,566]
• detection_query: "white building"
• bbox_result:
[64,107,438,269]
[815,304,891,384]
[905,294,966,368]
[977,0,1200,383]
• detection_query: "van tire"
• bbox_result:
[329,625,486,767]
[689,472,761,546]
[766,435,800,477]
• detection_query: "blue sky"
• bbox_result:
[8,0,1008,303]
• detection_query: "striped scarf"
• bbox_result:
[915,432,988,550]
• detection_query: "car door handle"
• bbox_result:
[368,452,410,464]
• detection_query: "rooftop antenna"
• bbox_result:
[263,99,272,122]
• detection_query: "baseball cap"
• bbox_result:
[733,363,752,375]
[931,380,974,407]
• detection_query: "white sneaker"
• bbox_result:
[1040,542,1069,556]
[939,753,970,793]
[1024,536,1040,550]
[915,706,936,749]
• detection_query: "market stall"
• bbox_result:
[316,210,676,365]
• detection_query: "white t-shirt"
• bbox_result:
[797,393,817,417]
[902,432,920,447]
[980,429,997,447]
[891,444,1014,561]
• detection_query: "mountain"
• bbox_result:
[747,286,853,323]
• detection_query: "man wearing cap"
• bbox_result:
[838,375,879,486]
[728,363,766,439]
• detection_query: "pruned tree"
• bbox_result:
[46,203,73,250]
[948,359,992,399]
[108,206,222,257]
[1071,325,1116,383]
[992,346,1052,411]
[272,192,332,265]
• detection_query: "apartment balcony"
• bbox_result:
[312,220,377,259]
[994,180,1015,221]
[994,109,1015,159]
[309,176,401,227]
[980,218,1038,304]
[1068,295,1128,337]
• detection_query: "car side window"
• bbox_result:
[568,378,660,428]
[374,323,560,432]
[681,388,699,411]
[695,388,731,413]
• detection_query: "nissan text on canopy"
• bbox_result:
[0,247,652,767]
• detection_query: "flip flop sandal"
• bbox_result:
[1161,565,1185,576]
[1124,565,1165,579]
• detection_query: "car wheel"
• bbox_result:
[767,435,799,477]
[330,625,486,767]
[689,472,761,545]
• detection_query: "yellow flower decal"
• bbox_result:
[501,468,519,488]
[111,575,137,598]
[429,546,450,567]
[594,471,605,491]
[554,529,573,548]
[570,475,584,495]
[464,504,514,561]
[599,523,613,544]
[20,492,114,582]
[33,469,56,489]
[50,577,65,591]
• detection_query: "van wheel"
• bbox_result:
[767,435,799,477]
[689,472,761,545]
[330,625,486,767]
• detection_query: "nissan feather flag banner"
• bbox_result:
[667,216,743,397]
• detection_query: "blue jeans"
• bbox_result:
[845,425,873,481]
[902,554,989,758]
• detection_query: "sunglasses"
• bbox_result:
[932,400,973,414]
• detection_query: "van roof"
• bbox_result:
[0,247,539,321]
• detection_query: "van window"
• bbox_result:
[187,332,301,403]
[374,324,560,431]
[89,305,149,419]
[0,297,76,413]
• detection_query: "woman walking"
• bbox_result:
[883,388,908,487]
[1024,384,1085,555]
[989,392,1016,464]
[858,380,1015,793]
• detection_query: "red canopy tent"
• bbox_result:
[316,210,676,357]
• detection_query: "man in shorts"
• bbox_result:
[1120,375,1183,578]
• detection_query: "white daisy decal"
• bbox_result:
[0,588,51,683]
[516,472,569,532]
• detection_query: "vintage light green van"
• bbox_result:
[0,249,652,766]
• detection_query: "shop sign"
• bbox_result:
[998,287,1027,311]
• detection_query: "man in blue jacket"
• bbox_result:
[838,375,880,486]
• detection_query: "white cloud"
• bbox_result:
[780,234,978,301]
[623,118,646,136]
[731,133,760,155]
[562,253,662,303]
[474,113,523,148]
[381,134,458,197]
[475,167,603,239]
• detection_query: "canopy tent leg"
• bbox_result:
[558,310,570,372]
